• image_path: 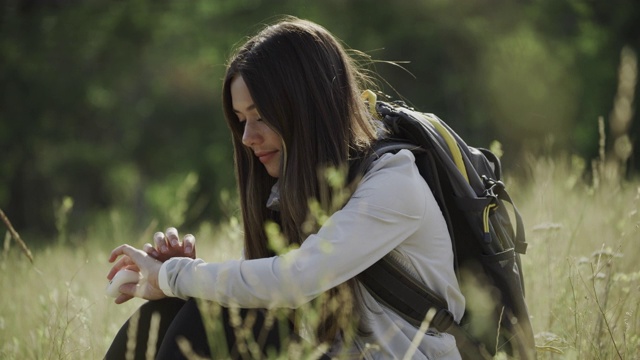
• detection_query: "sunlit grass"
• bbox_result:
[1,154,638,359]
[517,154,640,359]
[0,218,241,359]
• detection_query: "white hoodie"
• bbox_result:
[159,149,464,359]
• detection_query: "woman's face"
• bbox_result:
[231,76,283,178]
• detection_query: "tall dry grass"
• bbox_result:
[517,152,639,359]
[0,152,638,359]
[0,218,243,359]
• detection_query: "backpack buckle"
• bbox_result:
[482,175,505,199]
[431,308,456,332]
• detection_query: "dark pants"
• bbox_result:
[104,298,294,359]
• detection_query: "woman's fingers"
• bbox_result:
[109,244,135,262]
[107,247,143,279]
[145,227,196,261]
[114,292,134,304]
[109,244,151,270]
[165,227,180,249]
[115,280,155,304]
[107,255,132,280]
[143,242,159,258]
[153,231,169,254]
[183,233,195,256]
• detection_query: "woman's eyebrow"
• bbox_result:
[233,104,257,113]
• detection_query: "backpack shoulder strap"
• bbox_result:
[356,141,488,357]
[355,141,451,328]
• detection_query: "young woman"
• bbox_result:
[105,17,465,359]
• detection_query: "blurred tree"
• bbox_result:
[0,0,237,237]
[1,0,638,240]
[529,0,640,164]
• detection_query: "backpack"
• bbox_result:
[356,91,536,359]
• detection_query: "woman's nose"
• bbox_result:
[241,121,261,147]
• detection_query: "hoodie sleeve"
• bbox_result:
[158,150,431,308]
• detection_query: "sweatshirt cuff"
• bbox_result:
[158,260,176,297]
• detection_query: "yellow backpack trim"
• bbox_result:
[361,90,469,183]
[421,113,470,184]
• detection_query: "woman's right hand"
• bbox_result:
[143,227,197,262]
[108,244,165,304]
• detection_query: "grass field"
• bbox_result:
[1,155,638,359]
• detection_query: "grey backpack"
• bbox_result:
[356,96,536,359]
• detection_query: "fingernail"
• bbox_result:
[161,245,168,253]
[171,240,178,246]
[185,246,192,254]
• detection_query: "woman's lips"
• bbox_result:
[256,150,278,164]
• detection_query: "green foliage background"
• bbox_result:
[1,0,639,239]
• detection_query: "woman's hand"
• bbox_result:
[143,227,197,262]
[107,244,165,304]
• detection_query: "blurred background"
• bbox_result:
[1,0,638,242]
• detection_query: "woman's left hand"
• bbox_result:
[143,227,197,262]
[107,244,166,304]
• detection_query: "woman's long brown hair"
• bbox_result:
[222,17,378,343]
